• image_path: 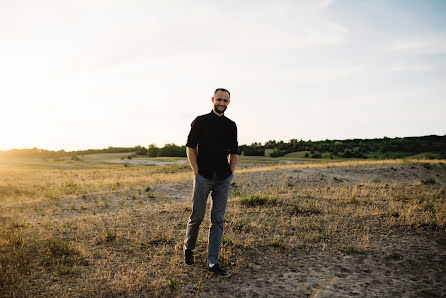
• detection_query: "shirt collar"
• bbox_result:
[210,110,225,119]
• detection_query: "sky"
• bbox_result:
[1,0,445,151]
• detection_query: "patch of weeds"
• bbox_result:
[184,206,192,212]
[166,278,179,290]
[270,235,286,248]
[350,196,359,204]
[392,193,410,203]
[230,189,243,198]
[44,238,77,258]
[232,218,251,231]
[9,221,27,228]
[131,195,139,200]
[307,222,321,231]
[387,209,399,218]
[422,163,433,170]
[343,245,359,254]
[145,186,152,192]
[147,193,156,199]
[40,238,87,274]
[5,229,26,247]
[63,182,78,194]
[101,227,117,243]
[421,178,436,185]
[111,181,121,190]
[390,250,403,260]
[240,194,277,207]
[149,233,173,245]
[292,203,321,216]
[419,221,439,231]
[56,264,76,275]
[222,236,236,246]
[422,201,435,212]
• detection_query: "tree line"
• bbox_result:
[239,135,446,159]
[1,135,445,159]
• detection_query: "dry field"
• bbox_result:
[1,157,445,297]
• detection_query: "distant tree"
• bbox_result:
[147,144,160,157]
[158,143,187,157]
[244,142,265,156]
[135,145,148,155]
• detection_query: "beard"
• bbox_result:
[214,103,227,114]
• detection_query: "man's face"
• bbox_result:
[212,90,230,114]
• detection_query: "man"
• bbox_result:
[183,88,238,277]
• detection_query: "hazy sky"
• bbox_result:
[1,0,445,151]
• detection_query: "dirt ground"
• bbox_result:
[158,163,446,297]
[1,161,445,297]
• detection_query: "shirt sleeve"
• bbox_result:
[228,122,238,154]
[186,117,200,149]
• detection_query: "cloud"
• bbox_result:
[390,37,446,54]
[318,0,335,8]
[388,64,434,73]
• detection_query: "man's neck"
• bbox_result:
[212,109,224,117]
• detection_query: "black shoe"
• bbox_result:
[209,263,230,277]
[184,248,194,265]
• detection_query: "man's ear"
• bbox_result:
[211,97,215,103]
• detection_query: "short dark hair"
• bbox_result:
[214,88,230,98]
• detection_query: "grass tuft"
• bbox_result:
[421,177,436,184]
[343,245,358,254]
[270,235,286,248]
[292,203,321,215]
[240,194,277,207]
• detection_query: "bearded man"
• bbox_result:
[183,88,238,277]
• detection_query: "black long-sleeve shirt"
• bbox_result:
[186,110,238,179]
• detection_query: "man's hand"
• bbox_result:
[229,154,238,175]
[186,147,199,177]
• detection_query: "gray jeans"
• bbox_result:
[184,172,233,265]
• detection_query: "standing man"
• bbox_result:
[184,88,238,277]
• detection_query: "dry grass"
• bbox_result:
[0,158,445,296]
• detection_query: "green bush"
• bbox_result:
[158,143,187,157]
